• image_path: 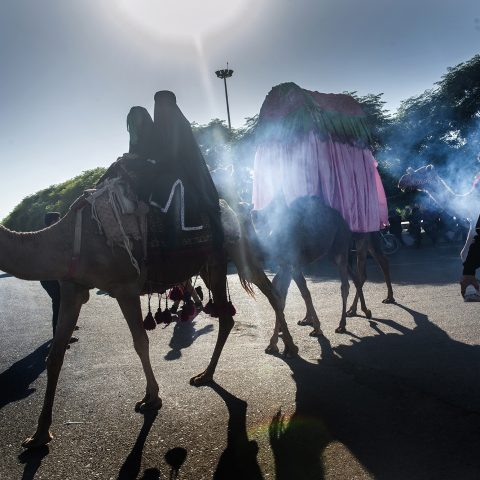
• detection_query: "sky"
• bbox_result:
[0,0,479,221]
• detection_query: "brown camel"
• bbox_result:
[0,190,297,449]
[254,195,370,337]
[398,164,479,260]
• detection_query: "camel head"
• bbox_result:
[398,164,438,192]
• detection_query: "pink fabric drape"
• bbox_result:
[252,132,388,232]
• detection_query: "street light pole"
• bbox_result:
[215,64,234,130]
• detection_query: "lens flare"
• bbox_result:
[116,0,250,42]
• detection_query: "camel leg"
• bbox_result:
[292,269,323,337]
[226,242,298,357]
[191,257,233,386]
[369,237,395,303]
[347,238,367,317]
[116,295,161,413]
[22,282,88,449]
[347,262,372,324]
[253,268,298,357]
[269,267,295,353]
[333,254,350,334]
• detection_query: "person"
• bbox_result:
[40,212,79,342]
[460,213,480,300]
[408,205,422,248]
[387,209,405,245]
[150,90,224,249]
[126,106,154,158]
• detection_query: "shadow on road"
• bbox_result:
[0,341,50,410]
[117,411,158,480]
[0,273,13,279]
[17,446,49,480]
[164,320,213,361]
[271,302,480,479]
[164,447,187,479]
[300,244,463,287]
[209,382,264,480]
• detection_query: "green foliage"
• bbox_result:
[390,54,480,172]
[3,168,106,232]
[6,54,480,227]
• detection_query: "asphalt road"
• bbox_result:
[1,242,479,480]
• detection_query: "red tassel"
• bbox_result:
[162,309,173,325]
[203,299,214,315]
[154,308,163,324]
[181,301,196,321]
[143,311,156,330]
[227,301,236,316]
[169,286,183,302]
[203,299,213,314]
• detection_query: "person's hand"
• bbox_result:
[460,275,480,297]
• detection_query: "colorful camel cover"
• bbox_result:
[253,82,388,232]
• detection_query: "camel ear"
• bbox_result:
[406,167,414,174]
[426,164,434,171]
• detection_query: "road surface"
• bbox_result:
[1,243,479,479]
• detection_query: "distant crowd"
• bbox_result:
[387,205,469,249]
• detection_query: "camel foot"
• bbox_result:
[190,371,214,387]
[335,326,347,334]
[382,297,396,304]
[309,329,324,338]
[22,430,53,449]
[134,394,162,413]
[265,344,280,355]
[297,317,314,326]
[137,397,162,414]
[346,308,357,317]
[363,309,372,319]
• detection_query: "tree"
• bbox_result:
[3,168,106,231]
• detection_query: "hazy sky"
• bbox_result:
[1,0,479,220]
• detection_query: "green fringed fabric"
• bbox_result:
[256,82,373,147]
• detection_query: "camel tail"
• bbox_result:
[238,273,256,298]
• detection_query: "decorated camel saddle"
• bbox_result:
[70,154,239,292]
[253,82,388,232]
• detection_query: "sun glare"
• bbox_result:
[116,0,249,42]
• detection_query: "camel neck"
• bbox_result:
[425,177,476,219]
[0,214,74,281]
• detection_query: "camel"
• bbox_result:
[398,164,479,260]
[253,195,371,337]
[211,165,394,325]
[1,186,297,449]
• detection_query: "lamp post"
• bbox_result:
[215,64,234,130]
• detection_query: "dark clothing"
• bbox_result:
[40,280,60,336]
[463,214,480,275]
[127,106,154,158]
[150,91,223,249]
[119,92,223,250]
[408,208,422,247]
[388,212,404,244]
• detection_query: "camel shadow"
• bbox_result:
[209,382,263,480]
[17,446,49,480]
[117,411,158,480]
[164,320,214,361]
[0,341,50,410]
[271,303,480,479]
[302,244,463,287]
